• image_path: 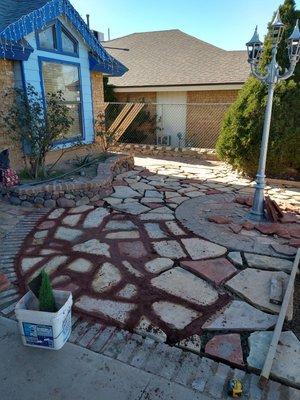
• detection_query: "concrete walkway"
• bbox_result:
[0,317,213,400]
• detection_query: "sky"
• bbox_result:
[70,0,300,50]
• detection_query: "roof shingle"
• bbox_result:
[105,30,249,87]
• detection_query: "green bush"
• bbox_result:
[216,0,300,179]
[38,270,57,313]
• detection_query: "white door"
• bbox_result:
[156,91,187,147]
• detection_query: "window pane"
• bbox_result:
[42,61,82,140]
[61,30,77,54]
[39,26,56,49]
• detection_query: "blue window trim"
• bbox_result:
[36,20,79,58]
[38,56,85,146]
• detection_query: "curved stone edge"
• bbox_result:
[2,154,134,208]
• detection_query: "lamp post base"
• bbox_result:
[246,208,267,222]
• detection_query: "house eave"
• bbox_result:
[111,82,245,92]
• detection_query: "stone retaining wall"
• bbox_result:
[112,143,218,160]
[1,154,134,208]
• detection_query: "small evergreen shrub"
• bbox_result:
[38,271,57,313]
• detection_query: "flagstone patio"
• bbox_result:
[6,156,300,381]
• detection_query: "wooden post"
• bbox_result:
[259,248,300,388]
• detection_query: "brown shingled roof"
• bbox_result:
[104,29,249,88]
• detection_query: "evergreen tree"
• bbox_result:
[216,0,300,179]
[39,270,57,312]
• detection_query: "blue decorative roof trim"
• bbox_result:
[0,0,127,76]
[0,41,33,61]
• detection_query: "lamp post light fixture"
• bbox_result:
[246,11,300,221]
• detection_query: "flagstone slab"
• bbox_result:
[145,190,163,198]
[165,221,186,236]
[105,231,140,239]
[38,220,56,230]
[104,220,137,231]
[140,213,175,221]
[152,241,186,259]
[34,230,48,239]
[114,203,150,215]
[244,253,293,273]
[152,301,200,329]
[55,227,82,241]
[68,258,93,273]
[145,258,174,274]
[141,197,164,204]
[144,223,167,239]
[83,208,109,228]
[92,262,121,293]
[176,334,202,354]
[181,238,226,260]
[122,261,143,277]
[112,186,141,199]
[180,258,237,285]
[148,206,173,214]
[117,284,137,299]
[73,239,110,257]
[118,241,147,258]
[205,334,244,367]
[104,197,123,205]
[75,296,136,324]
[225,268,292,317]
[129,182,155,193]
[151,267,219,306]
[247,331,300,388]
[21,257,43,273]
[48,208,64,219]
[203,300,277,331]
[62,214,81,227]
[135,316,167,342]
[227,252,244,267]
[69,205,94,214]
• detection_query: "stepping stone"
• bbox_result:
[117,284,137,299]
[40,249,59,256]
[48,208,64,219]
[152,240,186,259]
[145,258,174,274]
[69,205,94,214]
[176,334,202,354]
[38,220,56,229]
[271,244,296,257]
[75,296,136,324]
[145,190,163,198]
[83,208,109,228]
[104,197,123,205]
[118,241,147,258]
[247,331,300,387]
[34,230,48,239]
[122,261,143,277]
[104,220,137,231]
[144,223,167,239]
[225,268,292,318]
[205,334,244,367]
[167,196,187,205]
[112,186,141,199]
[140,213,175,221]
[181,238,226,260]
[141,197,164,204]
[62,214,81,227]
[165,221,186,236]
[21,257,43,273]
[73,239,110,257]
[180,258,237,285]
[92,262,121,293]
[114,203,150,215]
[68,258,93,273]
[55,227,82,241]
[227,251,244,267]
[153,301,200,329]
[130,182,155,193]
[105,231,140,239]
[203,300,277,331]
[244,253,293,273]
[135,316,167,342]
[41,256,68,275]
[151,267,219,306]
[148,206,173,214]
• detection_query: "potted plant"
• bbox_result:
[15,270,72,350]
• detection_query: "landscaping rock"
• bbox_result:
[151,267,219,306]
[247,331,300,388]
[181,238,226,260]
[180,258,237,285]
[205,334,244,367]
[244,253,293,273]
[152,301,200,329]
[57,198,75,208]
[75,196,90,206]
[203,300,277,331]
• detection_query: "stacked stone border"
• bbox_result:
[1,154,134,208]
[0,213,299,399]
[112,143,218,160]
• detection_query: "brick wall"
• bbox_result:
[115,92,156,103]
[0,60,24,170]
[186,90,239,148]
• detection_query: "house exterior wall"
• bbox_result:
[115,92,156,103]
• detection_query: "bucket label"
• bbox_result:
[22,322,54,348]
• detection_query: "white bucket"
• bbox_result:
[15,290,73,350]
